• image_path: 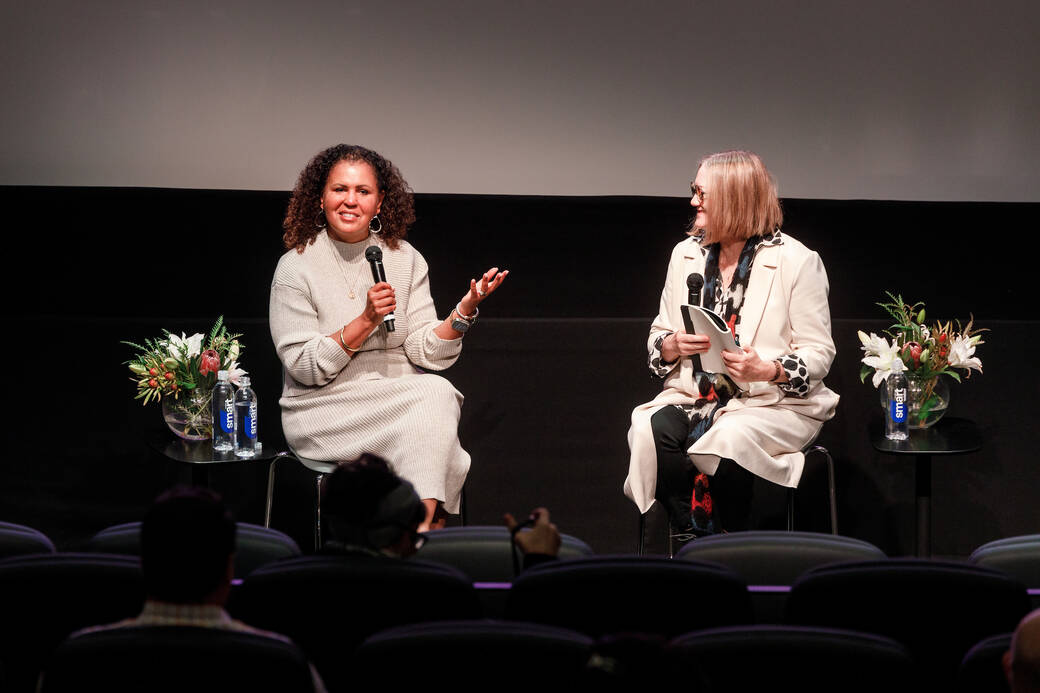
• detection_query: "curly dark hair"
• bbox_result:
[282,144,416,252]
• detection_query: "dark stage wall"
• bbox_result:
[1,187,1037,556]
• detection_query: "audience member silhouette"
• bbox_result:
[1006,608,1040,692]
[322,453,562,567]
[65,486,326,692]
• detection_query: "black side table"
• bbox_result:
[145,429,281,490]
[870,416,982,557]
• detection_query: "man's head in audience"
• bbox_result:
[1006,608,1040,692]
[321,454,425,557]
[141,485,236,605]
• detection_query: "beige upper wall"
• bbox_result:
[2,0,1037,200]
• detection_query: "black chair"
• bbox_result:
[415,526,594,581]
[675,531,885,623]
[784,559,1031,685]
[229,554,481,692]
[265,446,470,551]
[958,632,1012,692]
[971,534,1040,606]
[0,553,144,692]
[264,447,338,551]
[505,555,753,638]
[637,440,837,556]
[38,626,316,693]
[669,624,917,692]
[0,520,56,558]
[84,520,301,578]
[354,620,593,685]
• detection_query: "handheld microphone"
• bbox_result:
[687,273,704,307]
[365,246,395,332]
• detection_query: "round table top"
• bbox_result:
[145,429,282,465]
[869,416,983,456]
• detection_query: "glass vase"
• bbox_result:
[879,374,950,429]
[161,389,213,441]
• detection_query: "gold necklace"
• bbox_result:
[326,233,368,300]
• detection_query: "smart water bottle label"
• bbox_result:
[220,407,233,434]
[247,402,257,438]
[890,388,908,423]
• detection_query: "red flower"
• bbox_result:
[902,341,922,368]
[199,349,220,376]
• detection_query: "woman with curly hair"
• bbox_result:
[270,144,507,531]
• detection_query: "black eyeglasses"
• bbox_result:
[691,184,707,200]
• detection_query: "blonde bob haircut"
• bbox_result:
[692,150,783,245]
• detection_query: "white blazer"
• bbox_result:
[624,233,840,513]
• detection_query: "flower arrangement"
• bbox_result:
[123,317,246,439]
[859,292,985,427]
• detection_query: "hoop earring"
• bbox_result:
[369,215,383,234]
[314,209,327,229]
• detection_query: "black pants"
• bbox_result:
[650,405,755,533]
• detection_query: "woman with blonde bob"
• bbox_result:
[625,151,839,541]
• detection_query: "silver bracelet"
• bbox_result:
[454,302,479,320]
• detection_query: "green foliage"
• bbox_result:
[122,316,245,406]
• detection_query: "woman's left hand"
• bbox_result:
[458,267,509,315]
[721,346,775,382]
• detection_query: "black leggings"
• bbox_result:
[650,405,755,532]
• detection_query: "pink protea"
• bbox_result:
[901,341,923,369]
[199,349,221,376]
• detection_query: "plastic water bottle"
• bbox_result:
[234,375,258,458]
[211,370,235,452]
[885,371,910,441]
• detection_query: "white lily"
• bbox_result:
[948,334,983,374]
[227,361,248,386]
[168,332,204,359]
[858,331,889,356]
[861,336,906,388]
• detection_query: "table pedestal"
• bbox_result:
[871,417,982,557]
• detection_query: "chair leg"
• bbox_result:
[264,453,290,528]
[804,444,838,535]
[314,472,326,551]
[637,512,646,556]
[818,445,839,535]
[786,487,795,531]
[460,485,468,527]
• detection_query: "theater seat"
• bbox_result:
[354,620,593,685]
[39,626,315,693]
[971,535,1040,597]
[230,554,481,692]
[0,521,56,558]
[675,531,885,585]
[84,520,301,578]
[416,526,593,581]
[506,555,753,637]
[784,559,1030,686]
[0,553,143,692]
[669,625,917,692]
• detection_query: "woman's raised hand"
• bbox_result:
[458,267,508,315]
